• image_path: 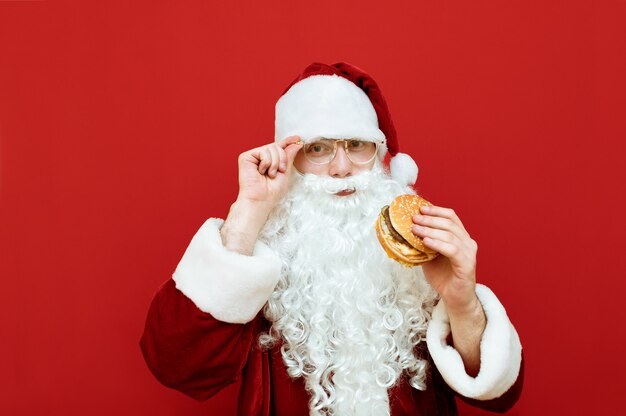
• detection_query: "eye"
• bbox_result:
[306,142,332,154]
[348,140,366,150]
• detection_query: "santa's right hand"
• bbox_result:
[235,136,302,208]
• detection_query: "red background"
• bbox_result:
[1,1,624,415]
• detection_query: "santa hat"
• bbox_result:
[274,62,419,186]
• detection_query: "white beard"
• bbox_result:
[258,162,438,416]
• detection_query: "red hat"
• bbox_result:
[274,62,418,186]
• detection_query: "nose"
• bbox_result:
[328,145,353,178]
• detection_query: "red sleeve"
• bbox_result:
[139,278,260,401]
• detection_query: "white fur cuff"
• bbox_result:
[172,218,282,324]
[426,284,522,400]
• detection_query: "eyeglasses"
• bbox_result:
[295,139,383,165]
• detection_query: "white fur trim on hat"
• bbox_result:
[426,284,522,400]
[275,74,385,143]
[390,152,418,186]
[172,218,282,324]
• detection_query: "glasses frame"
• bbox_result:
[295,139,384,165]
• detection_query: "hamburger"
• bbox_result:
[375,194,439,267]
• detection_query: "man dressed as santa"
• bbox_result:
[140,62,524,416]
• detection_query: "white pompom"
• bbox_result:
[390,153,418,186]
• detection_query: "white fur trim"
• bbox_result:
[390,153,418,186]
[172,218,282,324]
[426,284,522,400]
[275,74,385,143]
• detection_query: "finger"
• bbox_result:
[411,225,456,244]
[422,237,460,259]
[283,140,303,174]
[267,145,280,178]
[277,146,288,173]
[276,135,302,150]
[419,205,467,232]
[412,214,468,238]
[413,223,475,252]
[258,148,271,175]
[239,146,263,167]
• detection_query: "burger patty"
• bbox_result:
[382,205,412,247]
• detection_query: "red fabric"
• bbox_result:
[140,278,523,415]
[279,62,400,156]
[139,279,256,401]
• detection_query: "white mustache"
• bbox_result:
[311,176,368,194]
[295,168,383,195]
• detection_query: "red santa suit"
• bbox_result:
[140,219,524,415]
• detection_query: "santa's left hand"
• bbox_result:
[411,205,479,313]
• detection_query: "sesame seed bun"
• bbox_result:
[375,194,439,267]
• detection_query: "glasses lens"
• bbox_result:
[303,140,335,163]
[303,139,378,164]
[346,140,377,163]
